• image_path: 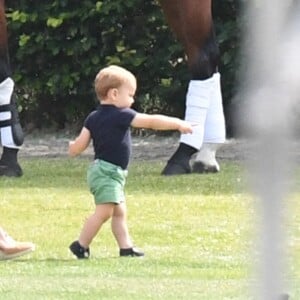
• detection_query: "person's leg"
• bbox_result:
[111,203,144,257]
[0,226,35,260]
[111,203,132,248]
[79,204,114,247]
[69,203,114,259]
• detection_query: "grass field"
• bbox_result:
[0,157,300,299]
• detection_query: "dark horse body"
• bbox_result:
[161,0,219,79]
[0,0,225,176]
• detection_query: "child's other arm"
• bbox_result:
[69,127,91,157]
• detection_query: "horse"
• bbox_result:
[0,0,24,176]
[160,0,226,175]
[0,0,225,177]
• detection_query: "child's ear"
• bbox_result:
[108,88,118,99]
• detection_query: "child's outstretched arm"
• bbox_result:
[131,113,193,134]
[68,127,91,157]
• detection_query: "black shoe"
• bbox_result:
[69,241,90,259]
[120,247,144,257]
[0,162,23,177]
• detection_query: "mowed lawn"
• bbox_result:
[1,157,300,299]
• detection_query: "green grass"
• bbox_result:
[0,158,299,299]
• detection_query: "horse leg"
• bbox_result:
[192,71,225,173]
[0,0,24,177]
[160,0,225,175]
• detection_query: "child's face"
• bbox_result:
[114,79,137,108]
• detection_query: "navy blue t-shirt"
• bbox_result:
[84,105,137,170]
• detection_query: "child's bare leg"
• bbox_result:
[70,203,115,259]
[79,203,114,248]
[112,203,144,257]
[111,203,133,249]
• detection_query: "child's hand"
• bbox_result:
[68,128,91,156]
[177,120,193,134]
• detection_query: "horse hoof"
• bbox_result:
[0,163,23,177]
[161,161,191,176]
[192,161,220,174]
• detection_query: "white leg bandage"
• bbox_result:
[203,73,226,143]
[194,73,226,168]
[180,73,226,150]
[0,78,21,149]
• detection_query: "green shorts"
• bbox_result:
[87,159,127,205]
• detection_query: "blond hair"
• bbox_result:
[94,65,136,100]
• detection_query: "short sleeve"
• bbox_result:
[83,111,97,130]
[117,108,137,127]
